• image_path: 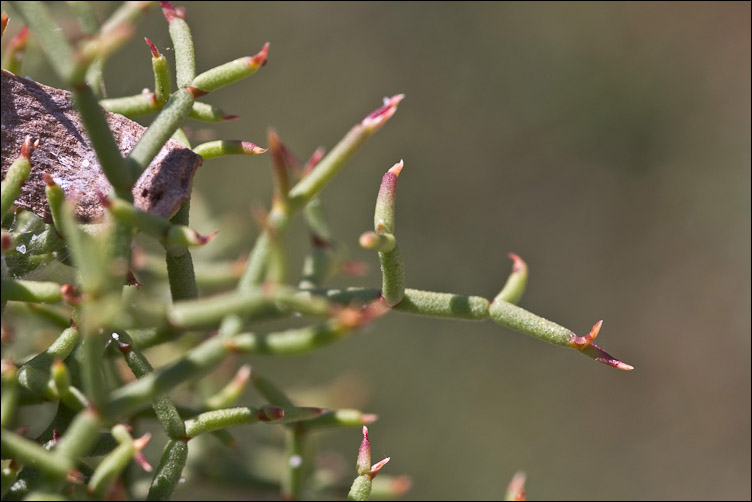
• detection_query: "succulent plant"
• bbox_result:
[0,2,632,500]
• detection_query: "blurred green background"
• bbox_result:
[3,1,750,500]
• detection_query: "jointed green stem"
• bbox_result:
[51,408,102,466]
[0,430,74,480]
[1,143,33,219]
[0,279,64,305]
[164,5,195,88]
[125,88,195,180]
[22,327,80,373]
[87,426,136,498]
[146,439,188,501]
[114,331,186,438]
[73,85,134,198]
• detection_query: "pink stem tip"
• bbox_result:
[20,136,39,159]
[303,147,326,175]
[507,252,527,273]
[570,320,602,349]
[388,159,404,177]
[144,37,161,58]
[249,42,270,69]
[160,1,185,23]
[241,142,267,155]
[9,25,29,49]
[369,457,390,479]
[60,284,83,305]
[197,230,219,246]
[362,94,405,130]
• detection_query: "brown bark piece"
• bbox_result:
[1,69,202,223]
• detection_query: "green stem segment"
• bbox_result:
[106,196,214,252]
[166,201,199,301]
[190,43,269,93]
[1,137,36,218]
[100,92,159,118]
[193,140,267,160]
[0,430,74,480]
[368,161,407,307]
[0,279,64,304]
[146,439,188,501]
[125,88,195,180]
[72,85,134,199]
[183,406,284,437]
[87,426,137,498]
[162,1,195,88]
[114,331,186,439]
[146,37,171,104]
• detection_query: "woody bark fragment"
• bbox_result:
[0,69,202,223]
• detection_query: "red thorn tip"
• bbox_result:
[362,413,379,424]
[363,94,405,129]
[571,320,603,349]
[43,173,56,186]
[1,12,8,37]
[160,1,185,22]
[144,37,160,58]
[116,340,132,354]
[260,406,285,421]
[222,114,240,121]
[60,284,82,304]
[388,159,404,177]
[20,135,35,158]
[249,42,270,68]
[370,457,390,478]
[186,86,208,98]
[267,128,280,146]
[197,230,219,245]
[303,147,326,174]
[507,471,526,501]
[583,342,634,371]
[241,142,267,155]
[10,26,29,48]
[508,252,527,273]
[601,358,634,371]
[135,451,153,472]
[133,432,152,450]
[233,364,252,384]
